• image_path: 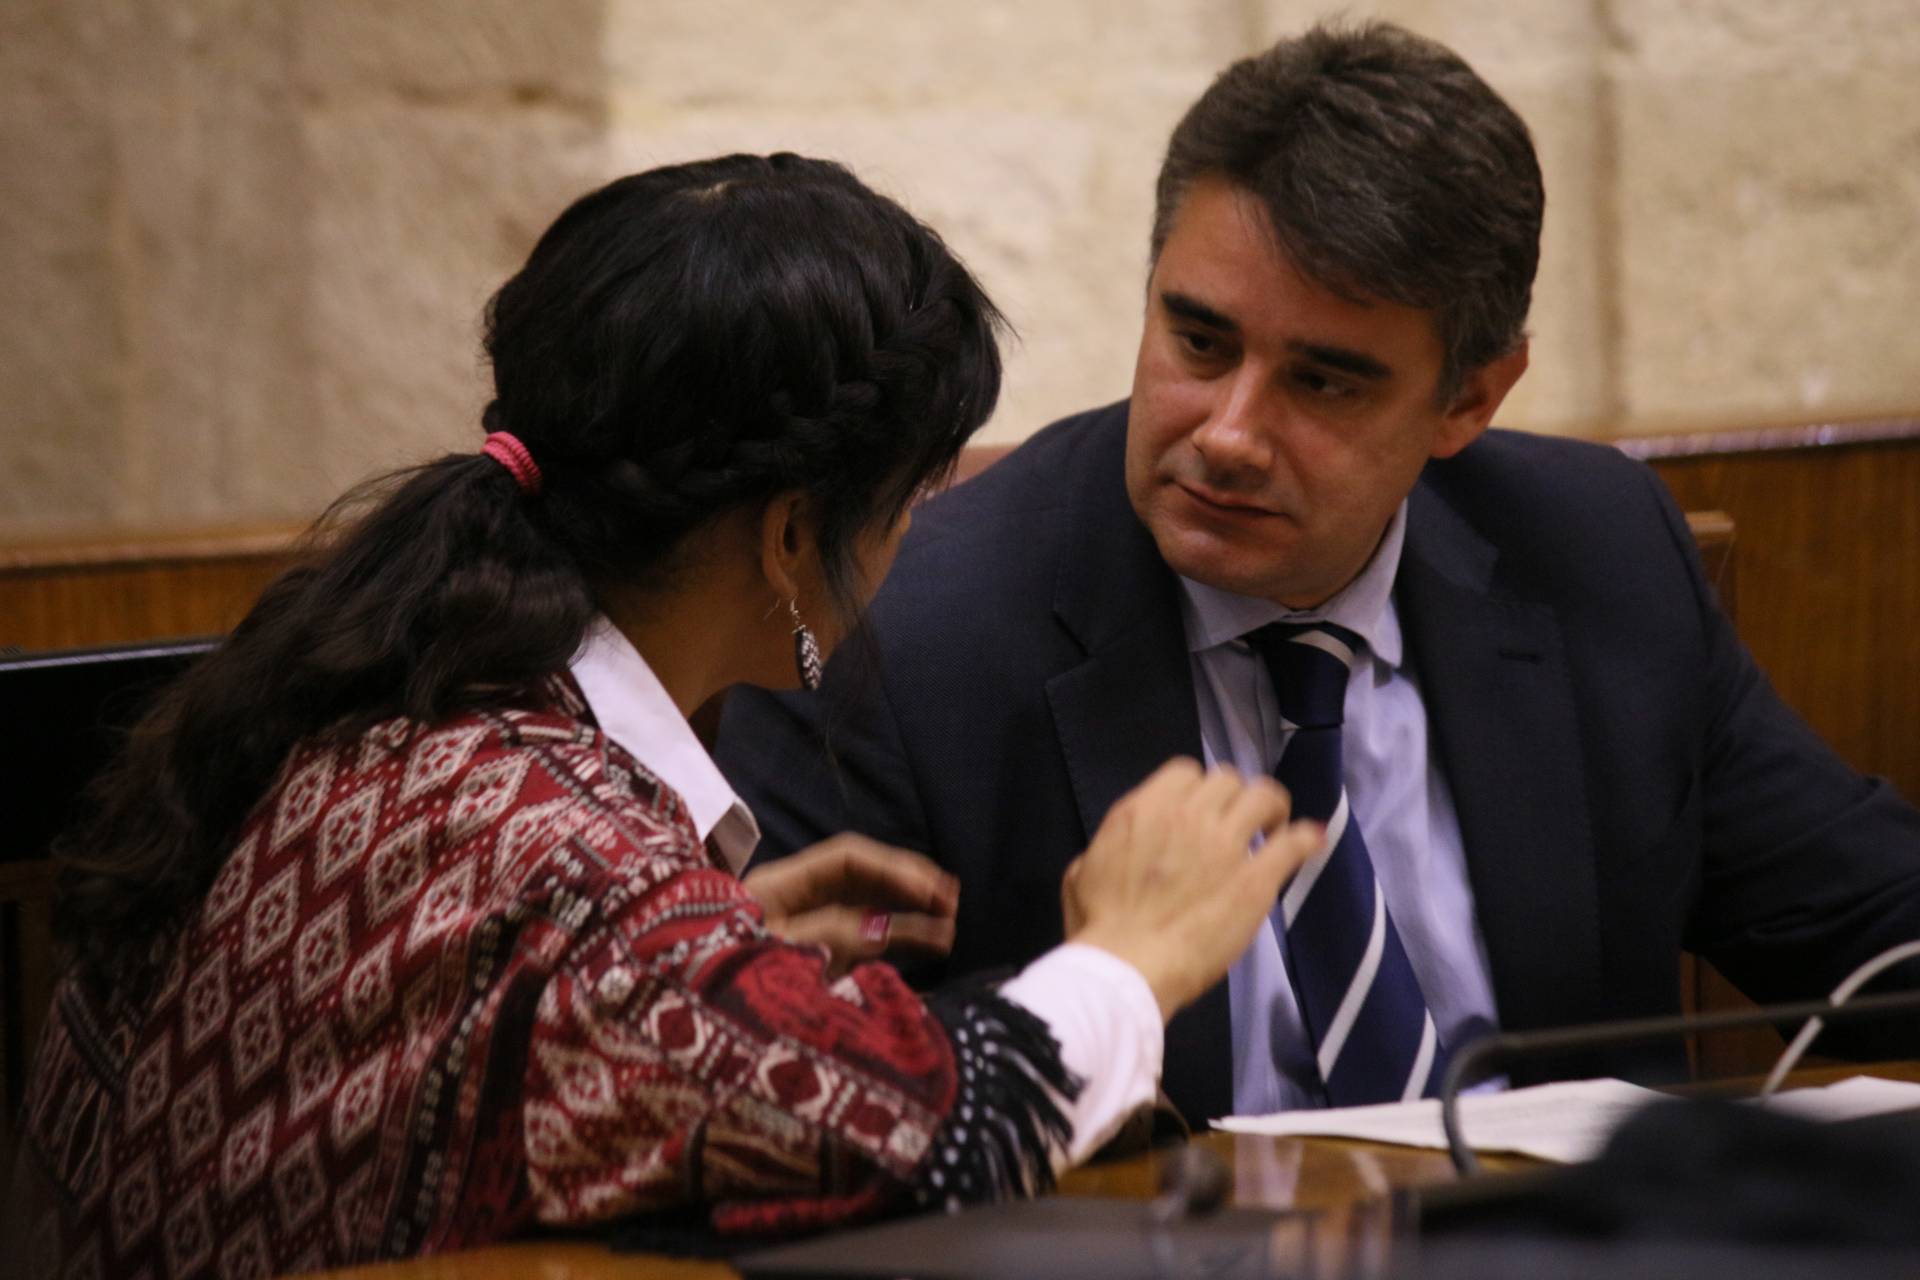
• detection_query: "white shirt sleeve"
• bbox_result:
[997,941,1165,1169]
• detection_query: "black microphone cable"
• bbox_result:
[1438,941,1920,1175]
[1759,939,1920,1096]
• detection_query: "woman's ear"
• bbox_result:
[758,491,813,603]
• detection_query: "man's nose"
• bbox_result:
[1190,373,1276,483]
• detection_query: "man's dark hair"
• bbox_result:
[1151,21,1543,399]
[56,153,1005,990]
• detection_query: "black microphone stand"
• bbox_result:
[1438,987,1920,1175]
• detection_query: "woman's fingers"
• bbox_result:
[869,909,958,957]
[1060,857,1087,937]
[816,839,959,915]
[1064,757,1334,1020]
[1191,762,1252,816]
[1219,775,1294,848]
[1247,820,1327,897]
[763,904,957,973]
[743,834,958,919]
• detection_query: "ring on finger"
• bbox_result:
[860,910,892,944]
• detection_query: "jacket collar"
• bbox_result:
[1049,404,1182,657]
[1399,467,1606,1041]
[569,616,761,874]
[1043,403,1225,1120]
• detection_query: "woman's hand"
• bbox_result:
[742,833,960,977]
[1064,759,1324,1021]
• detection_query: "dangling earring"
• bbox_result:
[787,599,824,691]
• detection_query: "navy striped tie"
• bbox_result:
[1247,621,1444,1106]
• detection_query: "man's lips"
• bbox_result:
[1173,479,1280,517]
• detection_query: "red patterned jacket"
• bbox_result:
[20,675,1066,1277]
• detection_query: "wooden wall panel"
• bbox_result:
[1640,430,1920,810]
[0,528,298,654]
[1633,423,1920,1081]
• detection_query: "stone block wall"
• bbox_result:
[0,0,607,534]
[4,0,1916,535]
[1607,0,1920,430]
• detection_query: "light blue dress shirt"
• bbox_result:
[1177,502,1503,1114]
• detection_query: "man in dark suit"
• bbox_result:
[717,21,1920,1123]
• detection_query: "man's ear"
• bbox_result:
[758,491,812,603]
[1431,339,1529,460]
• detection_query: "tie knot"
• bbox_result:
[1246,622,1362,728]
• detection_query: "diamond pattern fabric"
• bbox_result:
[19,675,1017,1276]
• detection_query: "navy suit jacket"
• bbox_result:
[718,401,1920,1122]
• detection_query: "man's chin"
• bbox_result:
[1152,526,1295,601]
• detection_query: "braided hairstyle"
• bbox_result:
[56,153,1005,990]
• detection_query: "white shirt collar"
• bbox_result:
[1176,500,1407,670]
[567,616,761,874]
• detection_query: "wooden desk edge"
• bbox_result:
[300,1062,1920,1279]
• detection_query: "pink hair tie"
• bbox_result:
[481,431,543,496]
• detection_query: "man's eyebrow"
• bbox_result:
[1160,290,1395,381]
[1160,291,1238,334]
[1289,341,1393,382]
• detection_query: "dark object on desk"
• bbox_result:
[1407,1239,1920,1279]
[1438,983,1920,1174]
[1149,1142,1231,1218]
[737,1142,1306,1280]
[1414,1098,1920,1248]
[736,1194,1318,1280]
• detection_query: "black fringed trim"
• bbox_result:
[914,983,1083,1213]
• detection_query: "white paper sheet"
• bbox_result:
[1215,1074,1920,1165]
[1215,1078,1664,1164]
[1746,1074,1920,1123]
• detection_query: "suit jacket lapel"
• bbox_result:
[1044,409,1203,848]
[1399,480,1606,1044]
[1041,409,1230,1121]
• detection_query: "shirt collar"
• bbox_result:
[1176,499,1407,670]
[567,616,761,874]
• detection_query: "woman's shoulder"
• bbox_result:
[263,676,712,901]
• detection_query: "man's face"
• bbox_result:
[1125,177,1516,608]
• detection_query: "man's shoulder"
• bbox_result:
[1414,427,1699,599]
[1422,428,1671,533]
[919,400,1128,529]
[1433,427,1643,491]
[886,401,1126,571]
[861,400,1134,654]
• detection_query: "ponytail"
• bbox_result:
[55,452,596,991]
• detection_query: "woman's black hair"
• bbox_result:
[55,153,1004,991]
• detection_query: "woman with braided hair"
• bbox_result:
[18,154,1320,1275]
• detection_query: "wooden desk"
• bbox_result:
[306,1062,1920,1280]
[298,1122,1521,1278]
